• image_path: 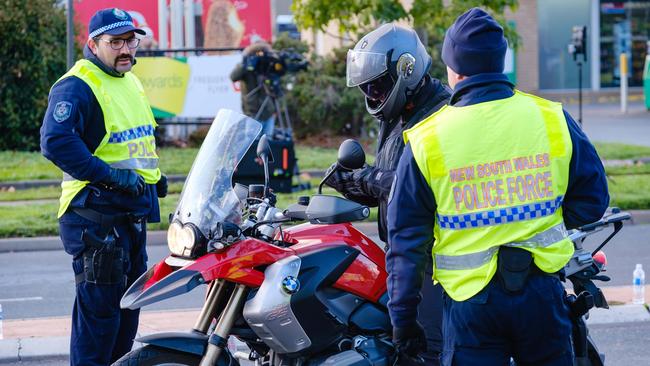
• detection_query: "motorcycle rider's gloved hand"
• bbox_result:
[102,168,145,196]
[324,164,380,206]
[393,322,427,365]
[156,174,168,198]
[324,164,372,195]
[324,163,346,192]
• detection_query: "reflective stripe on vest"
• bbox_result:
[61,158,159,182]
[404,90,574,301]
[435,223,567,270]
[55,59,160,217]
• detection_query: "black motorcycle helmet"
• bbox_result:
[347,24,431,122]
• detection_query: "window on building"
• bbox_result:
[538,0,592,90]
[600,1,650,87]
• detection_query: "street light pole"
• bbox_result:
[66,0,74,69]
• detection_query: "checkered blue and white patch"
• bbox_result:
[437,196,564,230]
[108,125,154,143]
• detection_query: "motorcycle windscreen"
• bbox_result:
[173,109,262,237]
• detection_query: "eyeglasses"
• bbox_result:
[97,37,140,50]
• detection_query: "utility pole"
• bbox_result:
[66,0,74,69]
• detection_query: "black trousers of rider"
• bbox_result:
[419,269,443,366]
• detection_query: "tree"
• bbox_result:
[292,0,520,79]
[0,0,71,151]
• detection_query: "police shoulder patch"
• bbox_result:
[53,101,73,123]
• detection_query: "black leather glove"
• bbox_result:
[156,174,168,198]
[324,164,374,197]
[393,323,427,366]
[102,168,145,196]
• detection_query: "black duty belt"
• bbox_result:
[72,208,143,234]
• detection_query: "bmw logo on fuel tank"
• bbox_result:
[281,276,300,294]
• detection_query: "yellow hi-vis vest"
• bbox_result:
[56,59,161,218]
[404,90,574,301]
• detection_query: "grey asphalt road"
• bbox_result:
[0,245,208,320]
[3,322,649,366]
[589,321,650,366]
[578,222,650,287]
[565,103,650,147]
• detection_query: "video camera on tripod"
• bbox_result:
[243,48,308,97]
[233,46,310,193]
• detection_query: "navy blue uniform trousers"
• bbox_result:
[441,275,573,366]
[419,269,443,365]
[60,211,147,366]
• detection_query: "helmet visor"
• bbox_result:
[346,50,388,87]
[358,72,394,103]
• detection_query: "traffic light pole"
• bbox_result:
[578,60,583,124]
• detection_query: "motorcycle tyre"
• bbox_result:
[112,345,203,366]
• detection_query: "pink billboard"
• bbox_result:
[74,0,271,48]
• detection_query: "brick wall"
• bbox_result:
[506,0,540,92]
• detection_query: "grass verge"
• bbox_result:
[0,142,646,237]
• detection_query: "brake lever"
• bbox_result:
[591,221,623,257]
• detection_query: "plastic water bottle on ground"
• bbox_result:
[633,264,645,305]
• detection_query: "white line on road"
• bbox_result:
[0,296,43,302]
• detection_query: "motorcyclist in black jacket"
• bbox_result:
[325,23,451,365]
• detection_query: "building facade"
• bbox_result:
[296,0,649,93]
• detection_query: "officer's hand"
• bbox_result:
[393,322,427,365]
[156,174,168,198]
[105,168,145,196]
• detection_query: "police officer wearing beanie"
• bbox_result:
[40,8,167,365]
[386,8,609,365]
[325,24,451,365]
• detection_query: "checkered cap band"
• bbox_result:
[89,21,135,39]
[437,196,564,230]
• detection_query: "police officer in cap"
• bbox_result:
[325,23,451,365]
[40,8,167,365]
[386,8,609,365]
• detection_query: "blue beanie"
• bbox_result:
[442,8,507,76]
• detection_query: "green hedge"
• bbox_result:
[0,0,72,151]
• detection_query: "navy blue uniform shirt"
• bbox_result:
[40,47,160,221]
[385,73,609,328]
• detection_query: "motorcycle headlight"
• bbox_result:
[167,221,198,257]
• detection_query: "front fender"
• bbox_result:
[135,331,240,365]
[121,263,204,310]
[121,239,294,310]
[136,331,209,356]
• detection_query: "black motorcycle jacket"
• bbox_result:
[351,75,450,243]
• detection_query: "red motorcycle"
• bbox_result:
[115,110,630,366]
[115,110,393,365]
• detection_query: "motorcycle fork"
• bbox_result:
[194,279,229,334]
[200,283,248,366]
